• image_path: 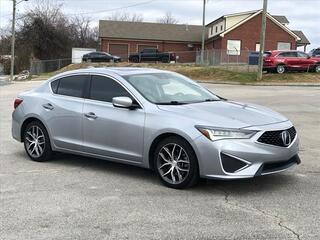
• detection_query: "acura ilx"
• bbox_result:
[12,68,300,188]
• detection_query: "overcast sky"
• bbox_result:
[0,0,319,50]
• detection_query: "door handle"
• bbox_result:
[85,112,98,120]
[42,103,54,110]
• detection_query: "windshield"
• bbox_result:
[123,72,220,104]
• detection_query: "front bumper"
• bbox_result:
[193,121,300,179]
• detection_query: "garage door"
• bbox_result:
[138,45,158,52]
[109,44,129,60]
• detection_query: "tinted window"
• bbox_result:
[90,75,130,102]
[57,75,87,98]
[297,52,308,58]
[51,80,59,93]
[278,52,297,57]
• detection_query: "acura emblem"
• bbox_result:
[280,130,291,147]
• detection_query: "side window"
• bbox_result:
[57,75,87,98]
[51,79,59,93]
[297,52,308,58]
[90,75,130,102]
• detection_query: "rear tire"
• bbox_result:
[315,64,320,73]
[276,64,286,74]
[161,57,169,63]
[154,136,199,189]
[23,121,52,162]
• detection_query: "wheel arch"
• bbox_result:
[148,132,198,171]
[20,116,48,142]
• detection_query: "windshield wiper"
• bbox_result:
[204,98,220,102]
[156,101,188,105]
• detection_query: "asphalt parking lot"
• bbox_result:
[1,81,319,240]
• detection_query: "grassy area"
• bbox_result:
[33,62,320,84]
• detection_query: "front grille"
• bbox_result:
[257,126,296,147]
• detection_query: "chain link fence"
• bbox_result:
[29,49,320,75]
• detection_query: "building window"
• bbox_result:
[210,27,213,35]
[227,40,241,55]
[216,26,218,33]
[220,25,223,31]
[255,43,260,52]
[277,42,291,50]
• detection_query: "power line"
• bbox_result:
[1,0,157,19]
[61,0,157,16]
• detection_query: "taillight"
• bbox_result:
[14,98,23,109]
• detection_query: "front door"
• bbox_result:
[82,75,145,163]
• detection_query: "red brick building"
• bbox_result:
[99,10,310,62]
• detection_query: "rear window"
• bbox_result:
[55,75,88,98]
[263,52,272,57]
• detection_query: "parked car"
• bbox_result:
[263,50,320,74]
[12,68,300,189]
[309,48,320,57]
[129,48,176,63]
[82,51,121,63]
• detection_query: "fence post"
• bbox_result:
[58,59,61,70]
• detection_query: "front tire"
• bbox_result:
[23,121,52,162]
[154,136,199,189]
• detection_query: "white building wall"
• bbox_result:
[225,14,252,30]
[208,20,225,38]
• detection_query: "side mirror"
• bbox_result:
[112,96,135,109]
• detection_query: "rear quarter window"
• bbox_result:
[50,80,59,93]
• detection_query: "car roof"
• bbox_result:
[53,67,165,79]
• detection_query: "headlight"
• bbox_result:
[196,126,257,141]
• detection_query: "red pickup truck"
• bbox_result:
[263,50,320,74]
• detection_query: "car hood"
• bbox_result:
[157,100,288,129]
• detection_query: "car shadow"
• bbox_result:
[22,151,299,193]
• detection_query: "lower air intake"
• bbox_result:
[220,153,248,173]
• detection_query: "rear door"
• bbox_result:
[278,52,297,69]
[82,75,145,163]
[46,75,89,151]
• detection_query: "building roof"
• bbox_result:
[99,20,203,42]
[272,15,290,24]
[292,30,311,45]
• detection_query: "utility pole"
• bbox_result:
[200,0,206,65]
[257,0,268,81]
[9,0,27,81]
[10,0,17,81]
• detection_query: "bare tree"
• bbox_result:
[107,11,144,22]
[70,16,98,47]
[156,11,179,24]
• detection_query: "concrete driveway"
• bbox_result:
[1,81,319,240]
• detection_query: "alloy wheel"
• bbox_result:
[157,143,190,185]
[277,65,285,74]
[316,65,320,73]
[25,125,45,158]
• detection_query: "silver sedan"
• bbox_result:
[12,68,300,188]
